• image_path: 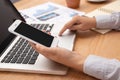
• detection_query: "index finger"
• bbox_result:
[59,17,78,36]
[58,24,69,36]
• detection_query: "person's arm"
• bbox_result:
[95,12,120,30]
[84,55,120,80]
[59,15,96,36]
[31,43,120,80]
[59,12,120,36]
[30,43,86,72]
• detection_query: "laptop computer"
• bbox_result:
[0,0,76,75]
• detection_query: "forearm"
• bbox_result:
[95,12,120,30]
[60,52,87,72]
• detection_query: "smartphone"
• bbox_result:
[8,20,58,47]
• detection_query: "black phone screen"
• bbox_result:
[14,22,54,47]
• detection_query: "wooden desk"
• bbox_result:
[0,0,119,80]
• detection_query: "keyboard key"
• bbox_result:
[22,55,31,64]
[28,59,36,64]
[7,55,14,60]
[39,24,45,30]
[43,24,49,30]
[31,55,38,60]
[33,52,39,56]
[16,58,24,63]
[10,57,18,63]
[4,58,11,63]
[21,53,27,58]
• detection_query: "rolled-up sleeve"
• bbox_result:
[95,12,120,30]
[83,55,120,80]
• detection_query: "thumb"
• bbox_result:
[35,44,50,53]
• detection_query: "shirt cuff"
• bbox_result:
[83,55,120,80]
[95,15,114,29]
[83,55,109,79]
[95,12,120,30]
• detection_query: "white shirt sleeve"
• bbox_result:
[83,55,120,80]
[95,12,120,30]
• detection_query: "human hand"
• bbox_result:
[30,43,86,72]
[59,15,96,36]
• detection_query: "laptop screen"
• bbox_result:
[0,0,25,56]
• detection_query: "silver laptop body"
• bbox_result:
[0,0,75,75]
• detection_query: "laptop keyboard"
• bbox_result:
[1,23,54,64]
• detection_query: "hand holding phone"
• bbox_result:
[8,20,58,47]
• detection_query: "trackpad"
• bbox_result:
[58,32,76,50]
